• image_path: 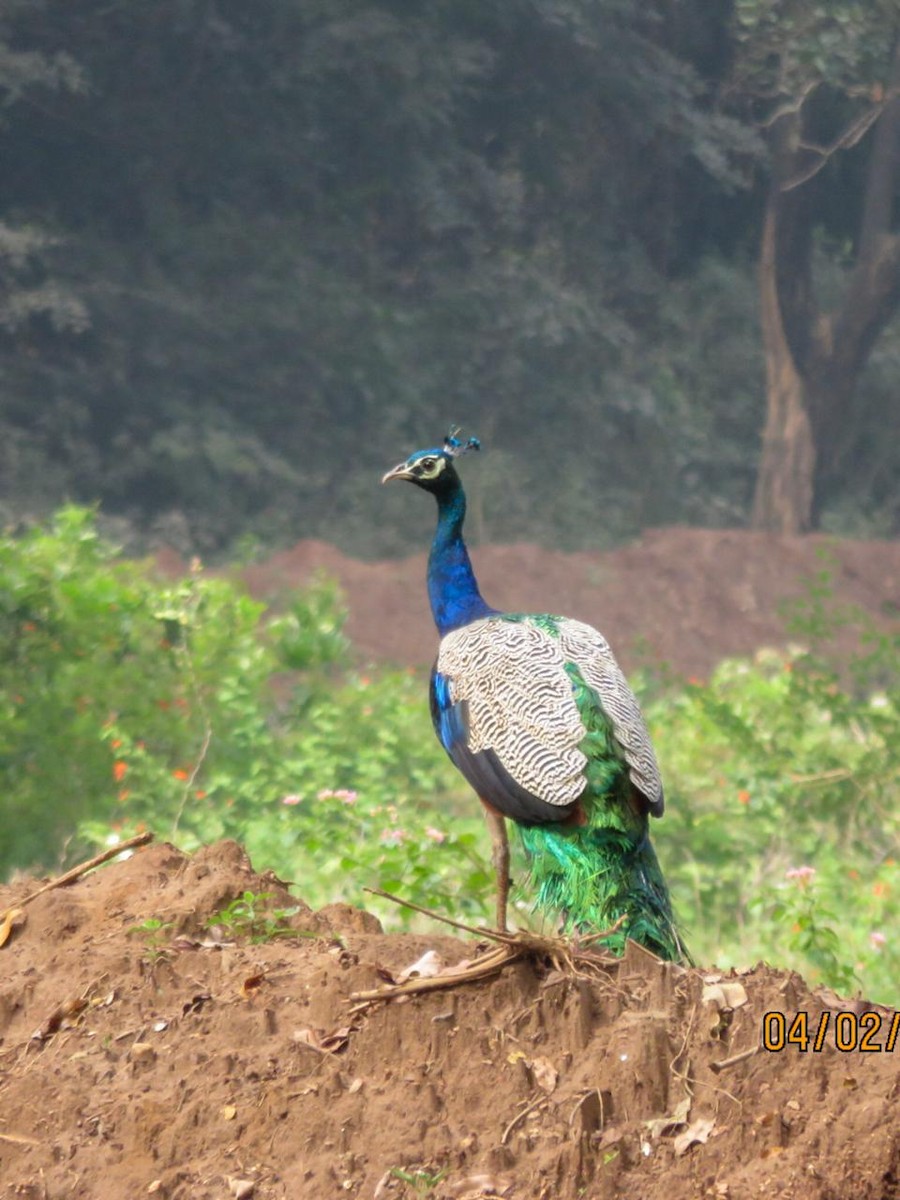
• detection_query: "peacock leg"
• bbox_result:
[483,805,510,931]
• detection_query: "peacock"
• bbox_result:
[383,430,687,962]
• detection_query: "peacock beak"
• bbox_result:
[381,462,414,483]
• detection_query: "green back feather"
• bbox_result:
[520,661,687,963]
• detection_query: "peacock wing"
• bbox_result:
[554,617,664,816]
[432,615,589,825]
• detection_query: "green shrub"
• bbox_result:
[0,507,491,923]
[644,578,900,1005]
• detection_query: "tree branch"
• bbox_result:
[858,41,900,261]
[781,100,890,192]
[833,233,900,373]
[766,110,818,371]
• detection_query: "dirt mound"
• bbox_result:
[239,529,900,677]
[2,841,898,1199]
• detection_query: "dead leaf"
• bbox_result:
[702,982,748,1011]
[319,1026,351,1053]
[720,982,748,1008]
[674,1116,716,1156]
[346,1077,364,1094]
[31,997,89,1041]
[292,1028,327,1053]
[645,1095,691,1140]
[0,907,24,948]
[171,935,202,951]
[292,1025,351,1054]
[529,1056,558,1094]
[397,950,444,983]
[241,971,266,998]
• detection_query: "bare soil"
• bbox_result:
[237,528,900,677]
[2,840,899,1200]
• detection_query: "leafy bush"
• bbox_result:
[644,577,900,1004]
[0,508,491,922]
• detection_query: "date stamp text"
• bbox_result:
[762,1010,900,1052]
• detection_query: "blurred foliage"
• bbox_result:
[1,511,898,1003]
[0,2,897,551]
[643,570,900,1004]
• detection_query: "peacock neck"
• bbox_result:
[428,484,496,636]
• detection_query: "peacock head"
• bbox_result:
[382,429,480,494]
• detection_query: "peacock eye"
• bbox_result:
[417,456,441,474]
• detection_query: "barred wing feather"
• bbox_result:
[555,617,664,815]
[433,615,664,824]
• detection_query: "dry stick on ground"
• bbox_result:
[501,1095,549,1145]
[709,1044,760,1074]
[348,943,523,1010]
[0,1131,42,1147]
[348,887,623,1008]
[2,832,155,916]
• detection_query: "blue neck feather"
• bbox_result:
[428,481,496,636]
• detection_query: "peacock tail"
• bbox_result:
[519,658,685,962]
[521,822,683,961]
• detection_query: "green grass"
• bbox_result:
[205,891,305,943]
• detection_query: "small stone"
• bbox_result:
[227,1178,255,1199]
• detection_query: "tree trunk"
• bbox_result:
[751,46,900,534]
[751,203,815,533]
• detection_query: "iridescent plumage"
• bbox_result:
[383,434,687,962]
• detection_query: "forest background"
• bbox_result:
[1,2,899,1005]
[3,0,900,554]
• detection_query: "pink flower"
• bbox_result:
[317,788,358,805]
[282,794,302,806]
[425,827,447,844]
[870,930,887,950]
[785,866,816,886]
[380,827,406,847]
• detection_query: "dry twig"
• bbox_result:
[348,887,620,1009]
[709,1044,760,1074]
[501,1094,548,1145]
[1,832,154,926]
